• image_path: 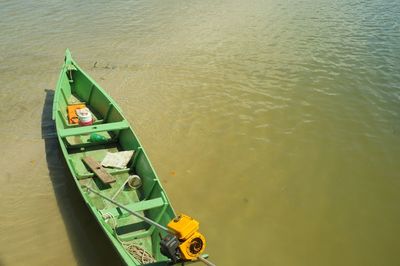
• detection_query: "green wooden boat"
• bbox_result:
[53,50,181,265]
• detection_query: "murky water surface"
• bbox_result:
[1,0,400,265]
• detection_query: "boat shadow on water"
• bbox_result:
[41,89,123,266]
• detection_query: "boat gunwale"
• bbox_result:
[52,49,176,266]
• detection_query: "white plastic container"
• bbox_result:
[76,107,93,126]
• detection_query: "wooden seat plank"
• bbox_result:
[59,120,129,138]
[99,197,165,217]
[82,156,116,184]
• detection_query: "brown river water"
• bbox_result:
[1,0,400,265]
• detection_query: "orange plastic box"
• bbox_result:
[67,104,86,124]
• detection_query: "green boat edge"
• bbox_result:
[52,49,177,265]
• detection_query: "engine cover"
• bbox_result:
[167,214,206,261]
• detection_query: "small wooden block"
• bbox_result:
[82,156,116,184]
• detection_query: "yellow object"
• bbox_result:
[167,214,206,261]
[67,103,86,124]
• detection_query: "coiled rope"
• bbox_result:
[123,242,156,264]
[102,212,156,264]
[89,186,216,266]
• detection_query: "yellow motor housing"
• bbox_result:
[167,214,206,261]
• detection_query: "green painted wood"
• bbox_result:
[53,49,176,266]
[100,197,165,217]
[59,120,129,137]
[82,156,116,184]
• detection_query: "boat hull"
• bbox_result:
[53,49,176,265]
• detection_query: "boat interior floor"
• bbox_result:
[55,59,175,263]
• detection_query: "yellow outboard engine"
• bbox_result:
[160,214,206,263]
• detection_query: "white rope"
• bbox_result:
[101,212,156,264]
[123,243,156,264]
[102,212,117,229]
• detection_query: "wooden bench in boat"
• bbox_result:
[59,120,130,138]
[110,194,169,241]
[69,148,140,180]
[99,197,165,217]
[82,156,116,184]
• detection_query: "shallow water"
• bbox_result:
[1,0,400,265]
